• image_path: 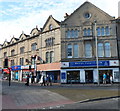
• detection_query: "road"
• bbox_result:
[1,81,120,110]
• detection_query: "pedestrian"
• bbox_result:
[31,72,34,83]
[25,74,29,86]
[39,75,46,86]
[103,73,107,84]
[110,75,113,85]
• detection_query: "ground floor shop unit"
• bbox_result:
[61,60,120,84]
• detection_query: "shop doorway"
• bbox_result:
[67,71,80,83]
[99,70,112,84]
[85,70,93,83]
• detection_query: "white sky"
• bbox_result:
[0,0,119,44]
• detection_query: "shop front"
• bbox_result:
[61,60,119,84]
[11,65,22,81]
[37,62,61,83]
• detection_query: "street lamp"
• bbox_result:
[94,20,100,85]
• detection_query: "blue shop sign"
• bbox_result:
[11,65,21,71]
[69,61,109,67]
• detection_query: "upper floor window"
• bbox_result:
[11,60,14,66]
[50,51,54,63]
[66,29,79,38]
[101,27,105,36]
[20,47,25,54]
[20,58,24,65]
[105,26,110,36]
[83,28,92,36]
[97,27,101,36]
[105,42,111,57]
[67,44,72,58]
[11,49,15,56]
[49,24,53,30]
[97,26,110,36]
[46,52,50,63]
[31,43,37,51]
[45,37,55,47]
[98,43,104,57]
[4,52,7,57]
[73,44,79,58]
[85,43,92,58]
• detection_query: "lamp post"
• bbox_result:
[94,20,100,85]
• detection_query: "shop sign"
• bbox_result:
[109,60,119,66]
[69,61,109,67]
[11,65,21,70]
[21,65,29,69]
[61,62,69,67]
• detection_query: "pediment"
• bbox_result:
[10,37,19,44]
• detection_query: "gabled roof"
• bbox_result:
[19,32,29,40]
[2,40,10,47]
[9,36,19,44]
[63,1,114,23]
[42,15,60,32]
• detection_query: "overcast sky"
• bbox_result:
[0,0,119,44]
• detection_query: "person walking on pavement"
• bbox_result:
[103,73,107,84]
[46,75,52,86]
[25,74,30,86]
[110,75,113,85]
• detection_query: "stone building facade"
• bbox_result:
[60,1,120,83]
[0,1,119,83]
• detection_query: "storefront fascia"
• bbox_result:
[11,65,22,81]
[61,60,120,83]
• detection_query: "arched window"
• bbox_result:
[67,44,72,58]
[85,43,92,58]
[87,28,91,36]
[46,52,50,63]
[101,27,105,36]
[50,51,54,63]
[66,30,70,38]
[49,24,53,30]
[105,42,111,57]
[71,29,74,38]
[83,28,87,36]
[105,26,110,36]
[74,29,78,38]
[97,27,101,36]
[98,43,104,57]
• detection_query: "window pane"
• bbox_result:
[87,28,91,36]
[105,26,110,36]
[67,45,72,58]
[105,43,111,57]
[83,28,87,36]
[75,30,78,38]
[98,43,104,57]
[74,44,79,58]
[85,43,92,58]
[97,27,101,36]
[50,51,54,63]
[101,27,105,36]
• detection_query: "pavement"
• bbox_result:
[1,80,120,110]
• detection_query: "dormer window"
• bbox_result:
[49,24,53,30]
